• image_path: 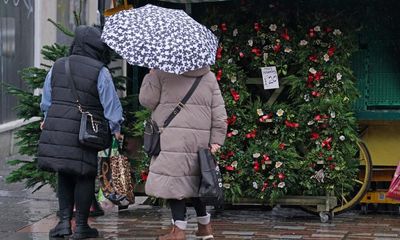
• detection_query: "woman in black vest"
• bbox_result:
[37,26,123,239]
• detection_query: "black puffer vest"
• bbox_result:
[37,55,104,176]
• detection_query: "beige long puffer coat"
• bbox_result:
[139,66,227,200]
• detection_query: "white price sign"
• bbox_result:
[261,66,279,90]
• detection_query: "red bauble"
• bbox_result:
[239,52,245,58]
[262,154,270,163]
[227,132,233,138]
[273,43,282,53]
[279,143,286,150]
[278,173,285,180]
[328,46,336,57]
[311,132,320,140]
[230,89,240,102]
[140,171,148,181]
[314,115,322,121]
[309,54,318,62]
[329,163,336,170]
[216,47,223,60]
[254,22,261,32]
[309,28,316,38]
[216,69,223,81]
[227,115,237,125]
[251,48,262,57]
[311,91,321,97]
[253,161,260,172]
[281,29,290,41]
[225,165,235,171]
[314,71,323,81]
[220,23,227,32]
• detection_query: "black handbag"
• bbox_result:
[65,58,112,151]
[198,148,224,205]
[143,76,202,157]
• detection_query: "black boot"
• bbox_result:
[49,208,72,238]
[71,211,99,239]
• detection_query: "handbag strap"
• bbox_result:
[65,57,84,112]
[163,76,202,128]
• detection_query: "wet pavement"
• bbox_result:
[0,155,58,239]
[1,155,400,239]
[7,204,400,240]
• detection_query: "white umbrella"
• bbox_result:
[101,4,218,74]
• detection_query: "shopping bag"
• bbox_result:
[386,162,400,200]
[198,148,224,206]
[99,139,135,207]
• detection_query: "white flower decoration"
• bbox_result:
[253,153,261,158]
[263,53,269,61]
[343,96,350,102]
[231,161,238,168]
[231,75,237,83]
[227,58,233,64]
[304,94,310,102]
[248,39,254,47]
[276,109,284,117]
[257,109,264,116]
[311,169,325,183]
[211,25,218,32]
[223,183,231,189]
[299,40,308,46]
[323,54,330,62]
[233,28,238,37]
[309,67,317,75]
[232,130,239,135]
[336,72,343,81]
[314,26,321,32]
[269,24,277,31]
[278,182,286,188]
[268,175,274,180]
[330,111,336,118]
[253,182,258,189]
[284,47,292,53]
[275,161,283,168]
[333,29,342,36]
[339,135,346,141]
[308,120,315,125]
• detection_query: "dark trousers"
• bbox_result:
[58,172,95,217]
[169,198,207,221]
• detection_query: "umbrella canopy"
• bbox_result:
[101,4,218,74]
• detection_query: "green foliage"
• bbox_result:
[133,1,360,203]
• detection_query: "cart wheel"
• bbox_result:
[301,141,372,215]
[361,204,368,214]
[319,212,331,223]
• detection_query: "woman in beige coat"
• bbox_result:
[139,66,227,240]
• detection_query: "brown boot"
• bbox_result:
[196,223,214,240]
[158,226,186,240]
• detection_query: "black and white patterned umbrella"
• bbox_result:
[101,4,218,74]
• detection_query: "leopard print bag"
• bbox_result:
[99,140,135,206]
